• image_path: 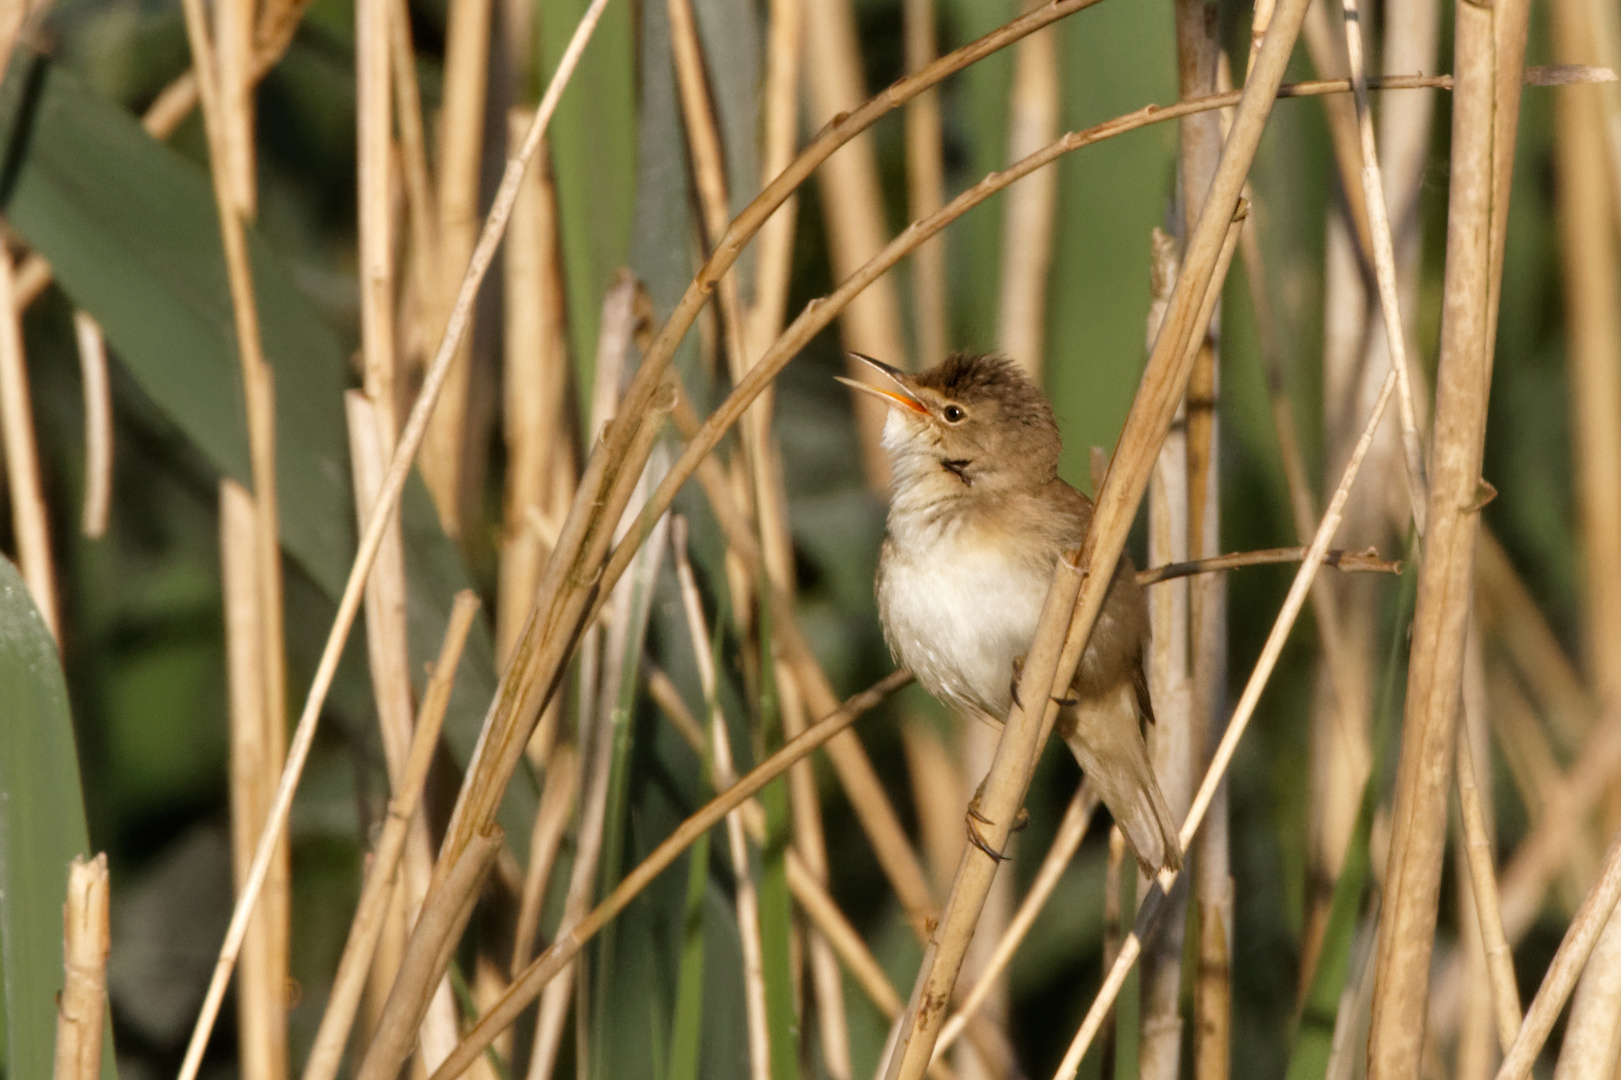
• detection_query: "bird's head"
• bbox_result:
[838,352,1062,501]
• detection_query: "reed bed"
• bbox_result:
[4,2,1621,1080]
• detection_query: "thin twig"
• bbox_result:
[1136,546,1398,585]
[1456,721,1523,1052]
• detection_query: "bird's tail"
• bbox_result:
[1059,686,1182,877]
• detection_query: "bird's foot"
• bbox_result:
[964,790,1030,863]
[1009,655,1025,711]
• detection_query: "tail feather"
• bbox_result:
[1059,684,1182,877]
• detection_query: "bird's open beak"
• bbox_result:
[835,353,928,415]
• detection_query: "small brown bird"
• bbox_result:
[840,352,1180,875]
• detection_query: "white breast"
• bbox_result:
[877,523,1052,718]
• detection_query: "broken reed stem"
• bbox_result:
[72,312,112,539]
[1365,0,1529,1066]
[998,0,1060,381]
[903,0,947,365]
[1055,366,1403,1080]
[424,671,913,1080]
[1495,822,1621,1080]
[220,480,289,1080]
[1456,720,1523,1053]
[419,0,492,536]
[300,591,480,1080]
[52,854,109,1080]
[354,826,504,1080]
[1136,546,1398,585]
[1339,0,1429,534]
[0,240,58,639]
[934,783,1100,1057]
[174,3,613,1071]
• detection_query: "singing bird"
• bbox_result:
[840,352,1180,875]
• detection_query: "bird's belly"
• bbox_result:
[878,541,1050,718]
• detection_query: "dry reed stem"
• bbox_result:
[423,671,912,1080]
[1054,364,1404,1080]
[389,0,440,357]
[52,854,109,1080]
[509,741,575,974]
[1553,911,1621,1080]
[357,0,396,440]
[746,0,802,366]
[1456,721,1523,1052]
[419,0,492,536]
[300,591,480,1080]
[1297,0,1374,269]
[1495,822,1621,1080]
[1137,547,1397,585]
[934,784,1100,1057]
[499,111,571,664]
[1338,0,1429,533]
[174,5,613,1071]
[903,0,946,366]
[1365,0,1529,1064]
[220,480,289,1080]
[0,240,57,639]
[904,724,967,894]
[670,518,773,1080]
[215,0,256,218]
[354,827,504,1080]
[72,312,111,539]
[997,0,1060,381]
[802,0,912,486]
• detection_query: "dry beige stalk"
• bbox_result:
[220,479,289,1080]
[419,0,492,536]
[1364,0,1531,1069]
[301,591,480,1080]
[176,3,615,1070]
[72,312,112,539]
[510,742,576,974]
[215,0,256,219]
[802,0,910,486]
[354,827,505,1080]
[903,0,946,366]
[52,854,109,1080]
[0,240,57,639]
[499,112,573,665]
[1457,720,1522,1052]
[996,0,1059,382]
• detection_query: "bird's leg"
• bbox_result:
[964,780,1030,862]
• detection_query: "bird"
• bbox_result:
[838,351,1181,876]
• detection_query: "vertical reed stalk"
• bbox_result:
[510,741,576,973]
[1364,0,1530,1069]
[72,312,111,539]
[996,0,1059,381]
[215,0,256,218]
[420,0,492,535]
[220,479,288,1080]
[499,110,572,663]
[52,854,109,1080]
[903,0,946,364]
[0,241,57,639]
[802,0,910,486]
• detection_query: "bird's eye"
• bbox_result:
[942,405,965,423]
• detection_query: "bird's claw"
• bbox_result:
[964,795,1027,862]
[1009,655,1025,710]
[1051,694,1080,707]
